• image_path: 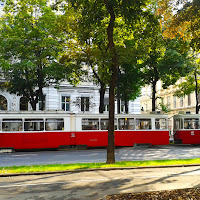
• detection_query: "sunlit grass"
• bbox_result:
[1,158,200,175]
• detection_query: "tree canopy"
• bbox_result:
[0,0,77,110]
[69,0,161,164]
[137,0,193,112]
[157,0,200,113]
[174,56,200,113]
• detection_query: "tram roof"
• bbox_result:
[0,111,168,118]
[174,114,200,119]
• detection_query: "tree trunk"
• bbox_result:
[38,67,44,111]
[107,78,116,164]
[117,66,120,114]
[91,68,106,114]
[104,0,117,164]
[39,89,44,111]
[25,70,38,111]
[124,93,128,114]
[152,81,156,112]
[99,85,106,113]
[194,71,199,114]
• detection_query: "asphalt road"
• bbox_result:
[1,145,200,167]
[1,165,200,199]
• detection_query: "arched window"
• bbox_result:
[0,95,7,110]
[20,97,28,111]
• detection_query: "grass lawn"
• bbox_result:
[1,158,200,175]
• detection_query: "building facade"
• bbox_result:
[140,79,197,116]
[0,81,141,114]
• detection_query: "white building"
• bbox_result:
[140,79,197,115]
[0,80,141,114]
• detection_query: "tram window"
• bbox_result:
[2,119,22,131]
[82,119,99,130]
[184,118,199,129]
[24,119,44,131]
[118,118,135,130]
[100,119,117,130]
[45,119,64,131]
[100,119,109,130]
[155,118,167,130]
[136,119,151,130]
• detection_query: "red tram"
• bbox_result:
[174,113,200,144]
[0,111,169,151]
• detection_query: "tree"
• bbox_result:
[157,98,171,113]
[160,0,200,53]
[158,0,200,113]
[174,57,200,114]
[71,0,153,164]
[141,35,190,111]
[83,44,111,114]
[0,0,74,110]
[118,65,142,113]
[117,43,144,113]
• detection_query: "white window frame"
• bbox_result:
[61,95,71,111]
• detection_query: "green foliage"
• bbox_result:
[0,0,77,109]
[70,0,157,163]
[174,55,200,97]
[69,0,152,114]
[161,0,200,53]
[176,0,200,52]
[140,33,191,111]
[157,102,171,113]
[159,39,192,89]
[174,76,196,97]
[117,45,144,103]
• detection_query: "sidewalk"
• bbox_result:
[1,165,200,200]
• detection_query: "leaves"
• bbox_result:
[0,0,76,109]
[160,0,200,52]
[106,188,200,200]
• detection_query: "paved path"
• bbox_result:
[1,165,200,199]
[1,145,200,167]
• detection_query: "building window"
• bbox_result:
[188,94,191,106]
[145,104,148,111]
[39,95,46,110]
[104,98,109,112]
[20,97,28,110]
[0,95,7,110]
[167,96,170,108]
[180,97,183,107]
[81,97,89,111]
[61,96,70,111]
[121,101,125,113]
[173,96,176,108]
[155,99,157,108]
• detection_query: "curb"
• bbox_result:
[1,164,200,177]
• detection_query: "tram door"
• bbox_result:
[70,114,76,145]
